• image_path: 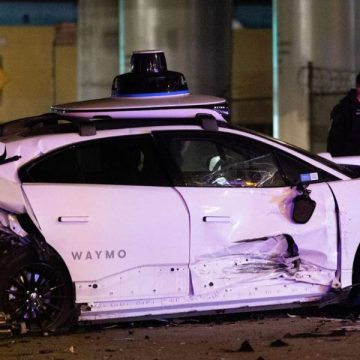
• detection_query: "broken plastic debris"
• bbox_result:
[39,349,54,354]
[237,340,254,352]
[284,329,346,338]
[19,322,28,335]
[337,325,360,332]
[270,339,288,347]
[287,313,299,318]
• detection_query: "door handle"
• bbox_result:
[203,216,231,223]
[58,216,89,223]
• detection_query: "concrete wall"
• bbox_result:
[55,44,77,105]
[123,0,232,98]
[0,26,77,122]
[77,0,232,100]
[77,0,119,100]
[231,29,272,133]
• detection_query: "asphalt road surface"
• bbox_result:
[0,309,359,360]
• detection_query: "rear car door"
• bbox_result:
[154,130,339,299]
[20,134,190,302]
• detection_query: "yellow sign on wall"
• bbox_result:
[0,67,9,90]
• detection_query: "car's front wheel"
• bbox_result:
[0,248,75,333]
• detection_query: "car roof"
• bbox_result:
[0,113,228,138]
[52,94,226,115]
[0,112,355,181]
[0,92,229,138]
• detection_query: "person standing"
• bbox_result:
[327,73,360,156]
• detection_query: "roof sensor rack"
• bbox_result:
[0,114,100,137]
[196,113,219,131]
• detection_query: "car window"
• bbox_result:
[20,135,170,186]
[22,148,81,183]
[169,134,286,187]
[160,131,338,188]
[172,140,220,172]
[274,150,337,184]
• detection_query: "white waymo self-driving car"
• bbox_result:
[0,51,360,332]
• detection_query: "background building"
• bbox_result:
[0,0,359,151]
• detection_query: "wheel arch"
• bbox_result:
[352,243,360,284]
[16,213,76,300]
[0,243,77,332]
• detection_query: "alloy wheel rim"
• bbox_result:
[3,262,66,330]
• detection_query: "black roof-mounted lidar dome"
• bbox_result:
[111,50,189,98]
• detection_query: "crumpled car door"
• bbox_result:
[154,130,339,299]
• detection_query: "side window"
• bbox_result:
[22,148,82,183]
[172,140,221,172]
[77,136,168,186]
[21,135,169,186]
[274,151,337,184]
[169,133,286,187]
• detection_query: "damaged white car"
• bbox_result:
[0,51,359,332]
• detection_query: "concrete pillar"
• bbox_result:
[78,0,118,100]
[120,0,232,96]
[354,1,360,71]
[123,0,232,98]
[78,0,232,101]
[276,0,356,149]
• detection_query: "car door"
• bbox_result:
[20,134,190,302]
[154,130,339,297]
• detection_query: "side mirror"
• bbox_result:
[292,184,316,224]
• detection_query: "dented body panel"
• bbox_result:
[176,183,338,296]
[328,179,360,287]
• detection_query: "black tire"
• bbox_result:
[0,247,75,332]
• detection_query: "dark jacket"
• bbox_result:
[327,89,360,156]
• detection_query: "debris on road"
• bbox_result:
[237,340,254,352]
[284,328,346,338]
[270,339,289,347]
[112,337,134,341]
